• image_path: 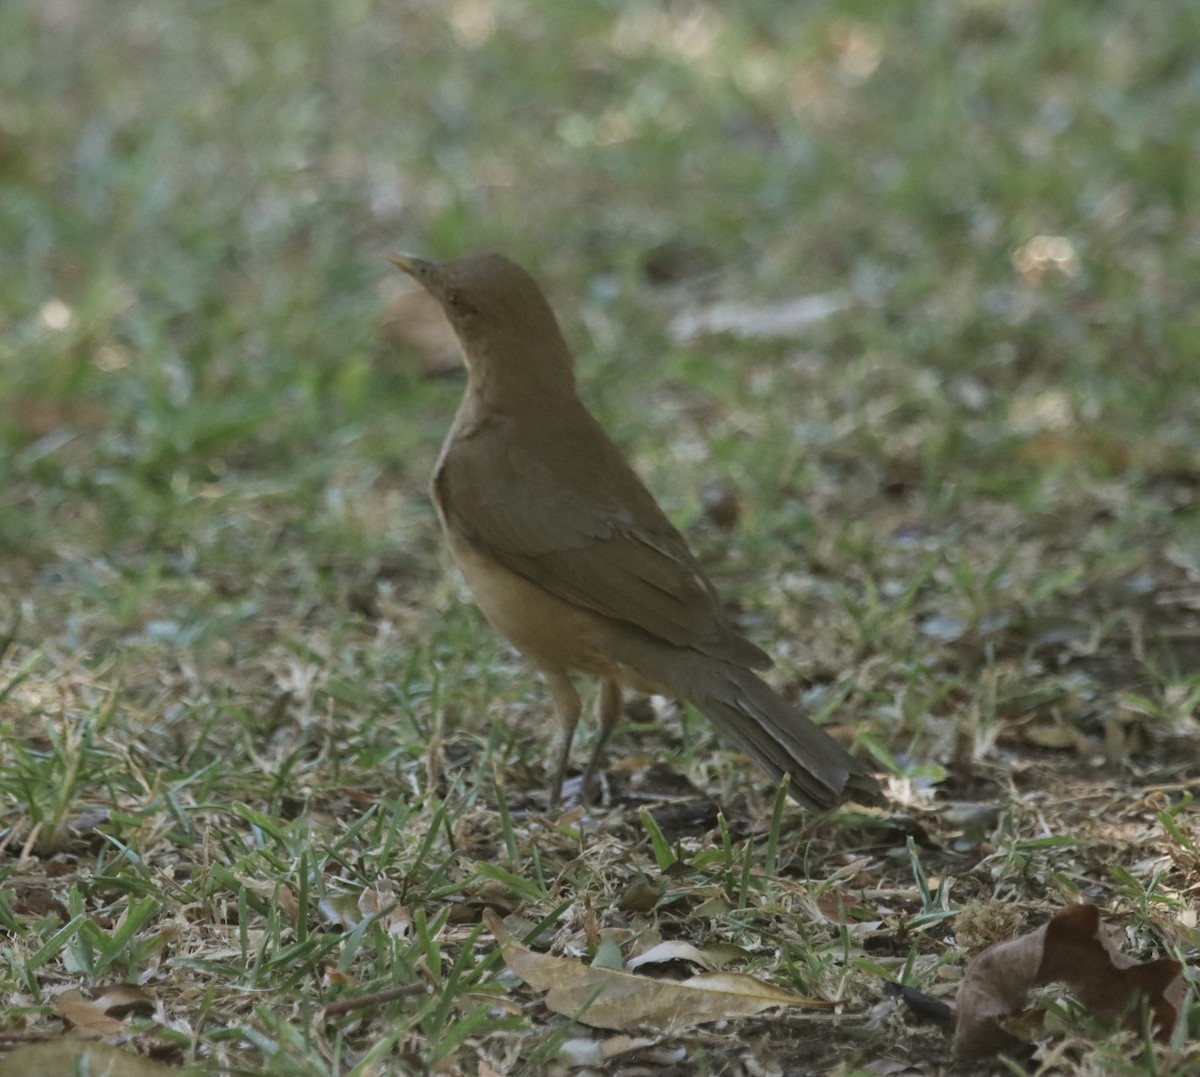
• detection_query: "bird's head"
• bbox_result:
[387,251,576,405]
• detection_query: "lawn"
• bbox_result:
[1,1,1198,1074]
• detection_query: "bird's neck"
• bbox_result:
[463,334,578,417]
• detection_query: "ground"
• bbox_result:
[1,1,1198,1074]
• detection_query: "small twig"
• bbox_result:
[322,983,427,1016]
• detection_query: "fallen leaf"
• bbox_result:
[486,909,833,1032]
[54,989,127,1038]
[1038,904,1184,1030]
[0,1041,178,1076]
[952,904,1185,1060]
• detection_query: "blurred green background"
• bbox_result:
[5,0,1198,578]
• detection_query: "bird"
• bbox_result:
[388,251,882,811]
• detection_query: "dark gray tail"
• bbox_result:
[689,665,882,811]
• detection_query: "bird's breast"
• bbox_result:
[441,522,642,684]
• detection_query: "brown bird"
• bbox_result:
[389,251,882,811]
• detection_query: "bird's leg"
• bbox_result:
[544,670,582,811]
[580,677,624,802]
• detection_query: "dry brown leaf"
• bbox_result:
[485,909,833,1032]
[54,989,127,1038]
[52,984,155,1042]
[1039,905,1185,1030]
[0,1041,177,1076]
[952,903,1185,1060]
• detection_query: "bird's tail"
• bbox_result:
[685,664,882,811]
[595,626,882,810]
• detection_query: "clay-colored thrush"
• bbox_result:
[389,251,881,811]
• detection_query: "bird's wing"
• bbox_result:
[436,438,770,669]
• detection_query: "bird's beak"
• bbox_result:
[385,253,435,281]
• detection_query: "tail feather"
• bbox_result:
[688,666,882,811]
[596,625,882,810]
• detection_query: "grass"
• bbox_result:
[2,0,1199,1073]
